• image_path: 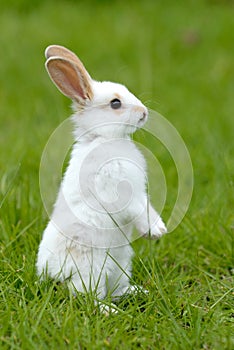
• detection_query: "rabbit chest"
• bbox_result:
[61,138,147,223]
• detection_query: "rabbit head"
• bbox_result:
[45,45,148,139]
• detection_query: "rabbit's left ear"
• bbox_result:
[45,56,93,103]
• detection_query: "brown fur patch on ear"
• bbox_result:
[45,45,81,65]
[83,82,93,101]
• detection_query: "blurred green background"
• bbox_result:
[1,0,233,214]
[0,0,233,349]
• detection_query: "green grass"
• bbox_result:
[0,0,233,349]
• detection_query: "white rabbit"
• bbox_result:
[36,45,167,302]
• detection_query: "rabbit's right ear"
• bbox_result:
[45,57,93,103]
[45,45,80,62]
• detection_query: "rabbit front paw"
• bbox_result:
[142,216,167,239]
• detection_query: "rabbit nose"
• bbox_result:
[140,110,148,121]
[132,106,148,122]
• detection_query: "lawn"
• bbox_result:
[0,0,233,349]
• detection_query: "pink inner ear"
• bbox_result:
[48,59,88,101]
[62,64,86,100]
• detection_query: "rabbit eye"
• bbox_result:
[110,98,121,109]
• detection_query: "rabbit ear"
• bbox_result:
[45,45,89,75]
[46,57,93,103]
[45,45,79,61]
[45,45,93,81]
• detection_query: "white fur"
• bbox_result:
[37,46,167,300]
